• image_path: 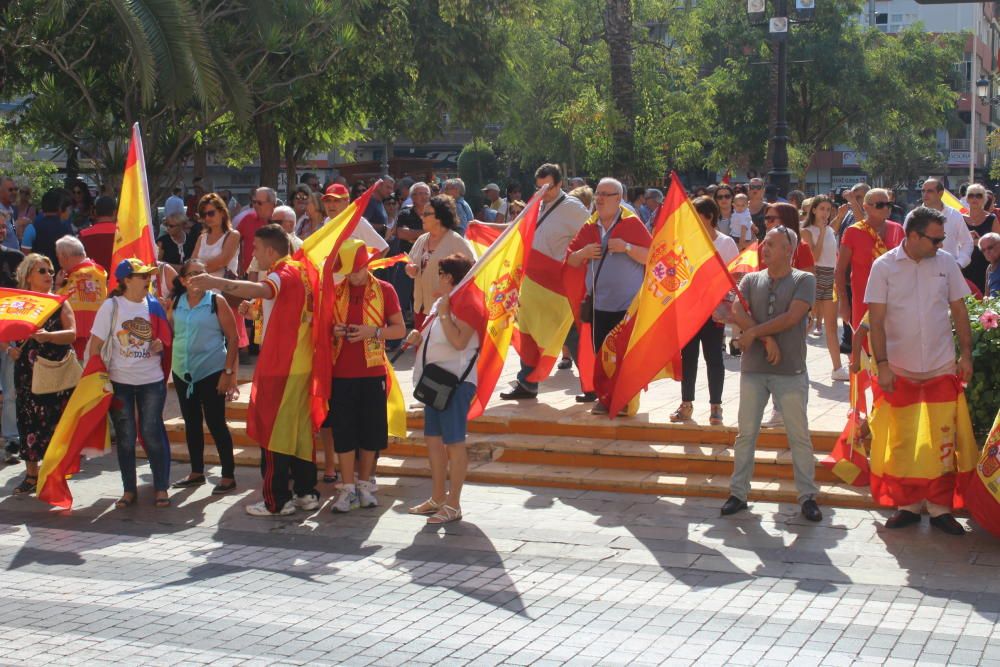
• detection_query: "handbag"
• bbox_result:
[32,351,83,395]
[413,320,478,411]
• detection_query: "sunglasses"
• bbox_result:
[201,209,219,218]
[183,270,206,278]
[595,191,621,198]
[773,224,795,247]
[870,201,892,209]
[749,184,764,190]
[294,195,309,201]
[917,231,946,246]
[967,193,984,199]
[36,267,54,275]
[715,193,732,199]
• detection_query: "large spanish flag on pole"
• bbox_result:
[868,374,978,509]
[0,288,67,343]
[110,123,157,290]
[466,222,502,258]
[605,172,737,417]
[450,189,544,419]
[966,405,1000,538]
[36,356,113,508]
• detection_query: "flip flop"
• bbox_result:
[115,493,136,509]
[154,495,171,508]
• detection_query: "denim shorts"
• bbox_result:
[423,381,476,445]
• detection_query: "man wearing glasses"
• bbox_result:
[835,188,905,335]
[237,187,276,277]
[865,206,974,535]
[906,178,974,269]
[980,232,1000,296]
[723,225,821,521]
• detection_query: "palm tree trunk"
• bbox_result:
[255,115,280,190]
[603,0,635,181]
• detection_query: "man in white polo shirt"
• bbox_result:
[905,178,973,269]
[865,206,976,536]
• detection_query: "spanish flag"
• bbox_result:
[823,371,872,487]
[942,187,969,216]
[247,257,315,460]
[36,356,112,509]
[110,124,157,291]
[466,222,501,258]
[603,172,736,417]
[450,189,543,419]
[367,253,409,272]
[0,289,67,343]
[727,242,761,275]
[869,374,978,509]
[966,406,1000,538]
[58,259,108,358]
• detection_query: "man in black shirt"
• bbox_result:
[0,222,23,463]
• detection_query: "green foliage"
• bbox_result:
[457,140,501,211]
[961,296,1000,440]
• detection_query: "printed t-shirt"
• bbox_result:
[91,296,165,385]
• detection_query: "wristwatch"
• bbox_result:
[374,327,383,340]
[624,242,633,254]
[224,368,234,376]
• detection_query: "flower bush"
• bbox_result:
[962,295,1000,440]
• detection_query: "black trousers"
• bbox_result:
[592,309,628,353]
[173,371,235,479]
[259,449,317,512]
[681,317,725,404]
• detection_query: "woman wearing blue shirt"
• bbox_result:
[169,259,240,494]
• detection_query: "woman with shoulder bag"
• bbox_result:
[89,259,173,509]
[169,259,240,495]
[406,254,479,524]
[9,253,77,495]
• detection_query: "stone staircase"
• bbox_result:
[162,382,876,509]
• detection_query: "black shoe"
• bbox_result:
[728,341,741,357]
[211,481,237,495]
[557,357,573,370]
[885,509,921,529]
[801,499,822,522]
[839,343,852,355]
[929,513,966,536]
[171,475,206,489]
[575,392,598,403]
[720,495,748,516]
[499,385,537,400]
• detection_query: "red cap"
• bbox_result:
[322,183,350,200]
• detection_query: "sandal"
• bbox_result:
[13,475,37,496]
[669,402,693,423]
[171,475,206,489]
[115,492,137,508]
[408,498,443,515]
[154,494,171,508]
[427,504,462,524]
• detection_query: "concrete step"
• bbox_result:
[150,443,875,509]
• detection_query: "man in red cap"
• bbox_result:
[326,238,405,513]
[321,184,389,256]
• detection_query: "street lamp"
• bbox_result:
[746,1,814,197]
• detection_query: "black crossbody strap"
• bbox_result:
[590,212,623,294]
[423,317,479,380]
[535,194,566,230]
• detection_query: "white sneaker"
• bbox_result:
[358,480,378,508]
[831,366,851,382]
[293,493,320,511]
[331,486,359,513]
[246,500,296,517]
[762,409,784,429]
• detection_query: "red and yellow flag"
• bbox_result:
[36,356,112,508]
[0,288,67,343]
[110,123,157,290]
[942,187,969,215]
[450,190,543,419]
[368,252,409,271]
[966,405,1000,538]
[58,259,108,358]
[869,374,978,509]
[603,172,736,417]
[466,222,502,258]
[727,242,760,275]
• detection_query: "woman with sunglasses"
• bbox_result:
[169,259,240,495]
[192,193,240,280]
[90,259,173,508]
[714,184,736,240]
[7,254,76,495]
[962,183,999,293]
[67,179,94,231]
[295,192,325,241]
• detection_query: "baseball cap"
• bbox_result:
[115,258,156,282]
[481,183,500,193]
[322,184,350,201]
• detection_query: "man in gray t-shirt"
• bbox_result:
[722,227,821,522]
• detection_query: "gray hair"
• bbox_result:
[967,183,988,197]
[271,205,296,224]
[852,182,870,194]
[979,232,1000,249]
[55,235,86,258]
[255,187,277,204]
[863,188,891,204]
[443,178,465,197]
[410,182,431,196]
[596,177,624,197]
[645,188,664,203]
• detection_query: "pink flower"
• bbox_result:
[979,310,999,330]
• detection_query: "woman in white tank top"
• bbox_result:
[191,194,240,278]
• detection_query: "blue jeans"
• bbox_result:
[0,351,17,443]
[731,372,818,503]
[111,380,171,493]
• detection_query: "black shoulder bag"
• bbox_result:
[413,319,479,411]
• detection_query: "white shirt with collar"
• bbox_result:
[904,204,973,268]
[864,243,970,375]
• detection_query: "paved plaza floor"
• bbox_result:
[1,453,998,666]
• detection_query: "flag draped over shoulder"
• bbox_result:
[966,406,1000,538]
[247,257,315,460]
[602,172,737,417]
[297,182,378,428]
[36,356,112,508]
[466,222,502,258]
[868,374,978,509]
[0,289,67,343]
[449,190,543,420]
[110,123,157,290]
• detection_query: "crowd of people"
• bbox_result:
[0,165,993,534]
